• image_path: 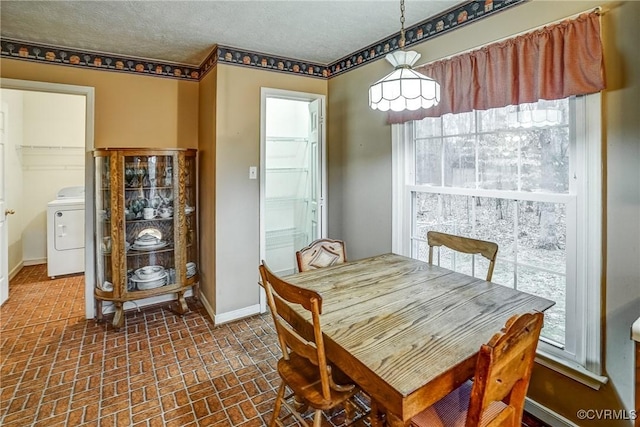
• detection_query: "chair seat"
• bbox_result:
[278,353,357,411]
[411,381,507,427]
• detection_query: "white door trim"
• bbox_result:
[0,101,8,305]
[0,78,96,319]
[258,88,327,313]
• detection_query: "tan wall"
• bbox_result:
[0,59,199,148]
[23,91,85,147]
[327,57,392,255]
[328,1,639,425]
[198,68,217,312]
[213,64,327,315]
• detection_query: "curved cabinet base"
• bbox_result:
[112,303,124,330]
[96,287,196,330]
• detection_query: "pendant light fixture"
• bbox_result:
[369,0,440,112]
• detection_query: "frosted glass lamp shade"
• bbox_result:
[369,50,440,112]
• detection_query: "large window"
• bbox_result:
[392,95,603,384]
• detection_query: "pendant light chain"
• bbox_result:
[399,0,406,48]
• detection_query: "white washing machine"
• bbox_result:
[47,186,85,278]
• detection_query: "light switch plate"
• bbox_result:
[249,166,257,180]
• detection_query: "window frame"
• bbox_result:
[391,93,607,389]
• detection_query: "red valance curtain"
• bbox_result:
[388,11,605,124]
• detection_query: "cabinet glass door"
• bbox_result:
[185,154,197,282]
[124,154,176,293]
[95,155,112,293]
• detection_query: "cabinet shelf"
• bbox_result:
[103,217,177,224]
[94,148,199,330]
[126,245,175,256]
[126,217,175,223]
[125,185,173,191]
[102,244,196,257]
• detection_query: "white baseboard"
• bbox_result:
[23,258,46,266]
[199,293,215,323]
[214,304,261,325]
[525,398,578,427]
[9,262,24,280]
[99,289,194,315]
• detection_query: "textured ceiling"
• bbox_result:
[0,0,464,66]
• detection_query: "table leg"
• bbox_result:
[386,411,411,427]
[369,400,385,427]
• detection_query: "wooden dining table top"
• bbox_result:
[281,253,555,426]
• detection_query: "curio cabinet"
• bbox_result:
[94,148,198,329]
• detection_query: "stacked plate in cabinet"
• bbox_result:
[130,266,168,290]
[130,233,168,251]
[186,262,197,278]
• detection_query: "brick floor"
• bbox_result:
[0,264,548,426]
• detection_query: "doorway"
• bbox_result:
[0,78,95,318]
[259,88,326,281]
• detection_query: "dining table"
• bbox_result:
[280,253,555,426]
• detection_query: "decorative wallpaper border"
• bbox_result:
[200,46,219,78]
[214,46,329,79]
[0,39,200,80]
[326,0,527,77]
[1,0,525,81]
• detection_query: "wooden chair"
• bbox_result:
[411,311,544,427]
[427,231,499,281]
[296,238,347,272]
[259,261,364,427]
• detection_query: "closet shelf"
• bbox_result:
[18,145,84,150]
[265,197,309,207]
[266,137,309,143]
[266,228,308,248]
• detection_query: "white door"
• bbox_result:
[307,98,322,241]
[0,103,9,305]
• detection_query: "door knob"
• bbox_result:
[5,209,15,215]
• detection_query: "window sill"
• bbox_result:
[535,350,608,390]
